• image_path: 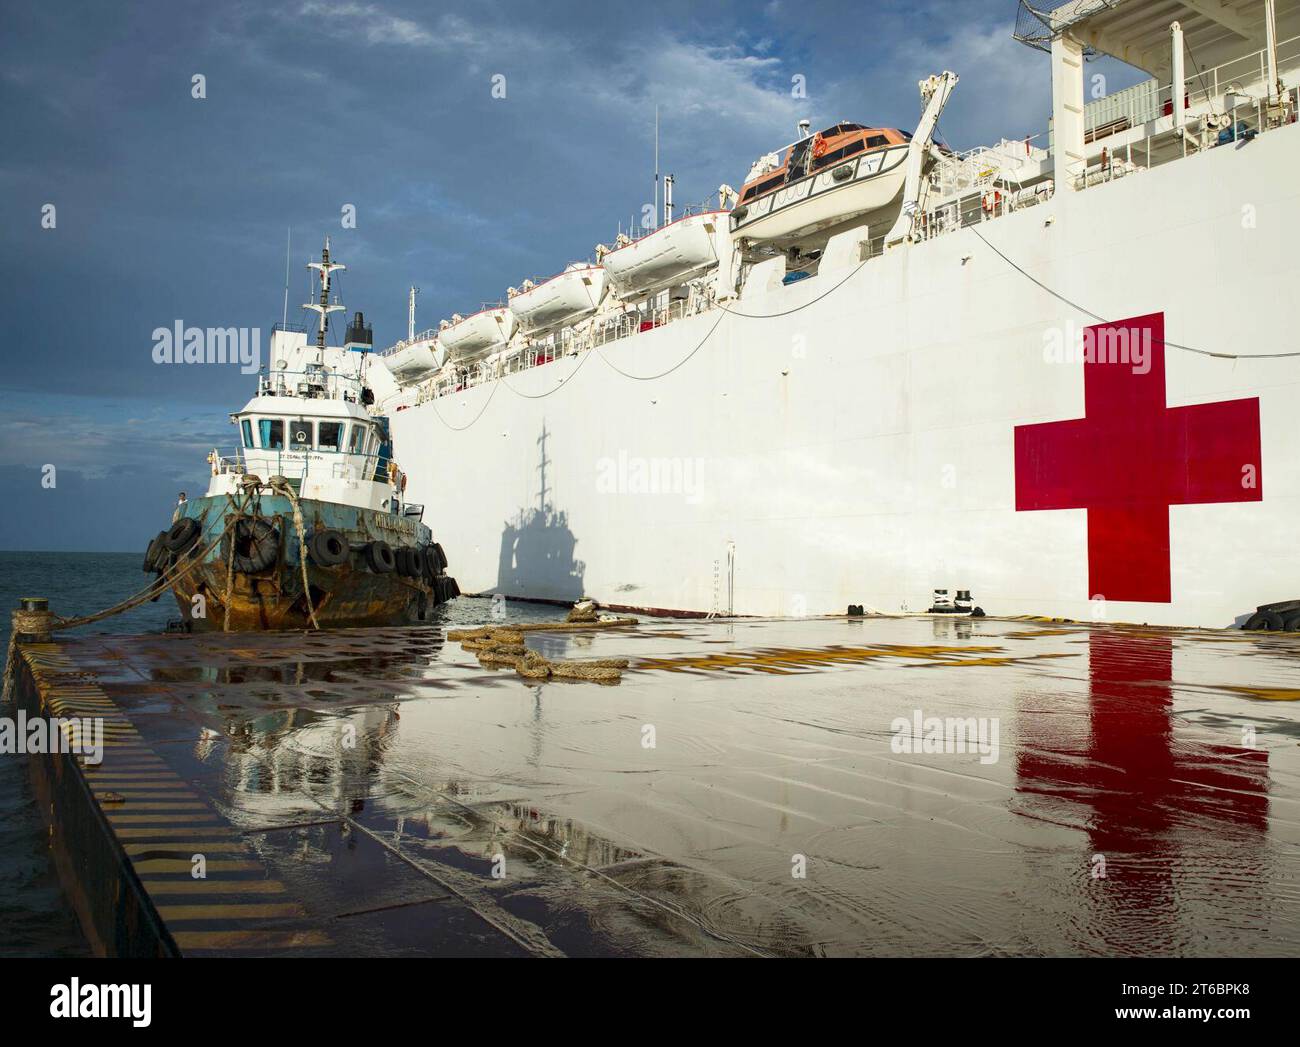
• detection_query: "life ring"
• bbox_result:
[981,190,1002,214]
[308,529,350,567]
[812,134,828,158]
[363,540,395,574]
[164,517,201,553]
[387,461,399,485]
[223,518,279,574]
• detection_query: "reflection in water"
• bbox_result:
[64,614,1299,956]
[1016,631,1270,952]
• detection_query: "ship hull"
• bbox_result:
[391,123,1300,629]
[155,494,455,631]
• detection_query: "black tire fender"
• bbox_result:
[164,517,201,553]
[1244,611,1284,631]
[364,540,395,574]
[408,546,426,580]
[308,529,350,567]
[224,518,279,574]
[143,531,168,572]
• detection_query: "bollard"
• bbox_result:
[13,597,54,643]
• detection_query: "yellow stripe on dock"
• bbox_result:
[170,930,331,951]
[156,903,307,921]
[131,859,262,873]
[141,880,287,895]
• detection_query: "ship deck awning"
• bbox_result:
[1016,0,1299,78]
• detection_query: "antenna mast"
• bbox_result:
[653,105,660,231]
[408,286,419,342]
[304,237,346,360]
[281,228,291,328]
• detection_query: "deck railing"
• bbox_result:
[389,36,1299,406]
[212,445,398,487]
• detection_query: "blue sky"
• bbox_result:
[0,0,1145,551]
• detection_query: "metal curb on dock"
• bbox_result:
[12,643,329,957]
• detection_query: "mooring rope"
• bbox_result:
[266,476,321,631]
[1,511,238,704]
[1,476,331,702]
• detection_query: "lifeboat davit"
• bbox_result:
[730,124,912,245]
[509,264,608,335]
[383,339,442,383]
[601,211,725,299]
[439,307,518,362]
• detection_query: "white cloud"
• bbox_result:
[297,2,437,48]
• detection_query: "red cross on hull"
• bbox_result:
[1014,312,1262,604]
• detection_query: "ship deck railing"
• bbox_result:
[396,34,1300,408]
[212,446,398,487]
[919,32,1300,234]
[257,367,368,403]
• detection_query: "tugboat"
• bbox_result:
[141,239,459,631]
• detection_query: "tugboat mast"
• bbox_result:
[304,237,346,360]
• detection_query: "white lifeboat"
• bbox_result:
[508,264,608,335]
[439,307,518,362]
[383,339,442,383]
[730,125,913,246]
[601,211,724,299]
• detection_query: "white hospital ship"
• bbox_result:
[369,0,1300,629]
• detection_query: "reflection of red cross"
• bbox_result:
[1014,312,1262,603]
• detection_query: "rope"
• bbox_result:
[714,252,872,319]
[425,378,501,432]
[451,625,633,683]
[265,476,321,631]
[222,492,242,632]
[969,224,1300,360]
[2,476,324,702]
[2,512,238,704]
[498,340,596,398]
[594,308,727,382]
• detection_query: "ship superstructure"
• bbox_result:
[373,1,1300,629]
[143,240,459,631]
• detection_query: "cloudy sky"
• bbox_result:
[0,0,1145,550]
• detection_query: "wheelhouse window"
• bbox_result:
[290,420,314,451]
[348,424,368,453]
[240,419,253,448]
[258,418,284,450]
[318,421,343,450]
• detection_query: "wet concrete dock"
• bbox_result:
[15,613,1300,956]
